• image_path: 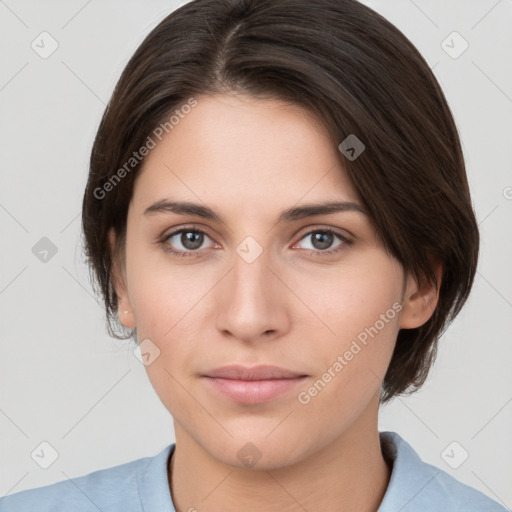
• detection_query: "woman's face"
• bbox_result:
[112,93,422,469]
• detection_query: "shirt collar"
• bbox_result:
[135,431,444,512]
[377,430,443,511]
[136,442,176,512]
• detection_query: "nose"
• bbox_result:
[214,243,291,343]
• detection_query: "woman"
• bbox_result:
[1,0,507,510]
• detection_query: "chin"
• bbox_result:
[204,433,308,471]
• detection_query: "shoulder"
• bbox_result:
[0,444,175,512]
[378,431,509,512]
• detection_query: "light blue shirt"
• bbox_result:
[1,431,508,511]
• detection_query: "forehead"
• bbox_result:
[130,93,361,216]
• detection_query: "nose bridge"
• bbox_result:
[215,235,287,340]
[232,240,269,298]
[230,237,274,310]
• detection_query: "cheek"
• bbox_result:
[126,245,213,338]
[300,255,404,342]
[125,257,216,407]
[298,258,403,398]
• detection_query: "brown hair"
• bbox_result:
[81,0,479,403]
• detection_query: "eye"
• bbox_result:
[160,226,352,259]
[160,226,217,258]
[293,228,351,256]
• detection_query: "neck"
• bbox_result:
[168,403,391,512]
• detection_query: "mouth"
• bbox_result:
[202,365,308,404]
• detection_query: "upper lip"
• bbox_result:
[203,365,306,380]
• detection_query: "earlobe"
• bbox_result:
[108,228,136,329]
[399,263,442,329]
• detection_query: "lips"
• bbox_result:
[203,364,306,380]
[202,365,308,404]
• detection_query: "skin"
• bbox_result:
[109,93,440,512]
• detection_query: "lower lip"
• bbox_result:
[203,376,307,404]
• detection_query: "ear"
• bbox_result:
[399,262,442,329]
[108,228,136,329]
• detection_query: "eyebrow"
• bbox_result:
[143,199,367,223]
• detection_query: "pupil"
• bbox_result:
[182,232,203,250]
[313,232,332,250]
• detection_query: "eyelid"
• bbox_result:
[293,223,354,241]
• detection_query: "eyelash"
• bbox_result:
[159,225,352,259]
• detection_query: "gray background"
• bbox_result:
[0,0,511,507]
